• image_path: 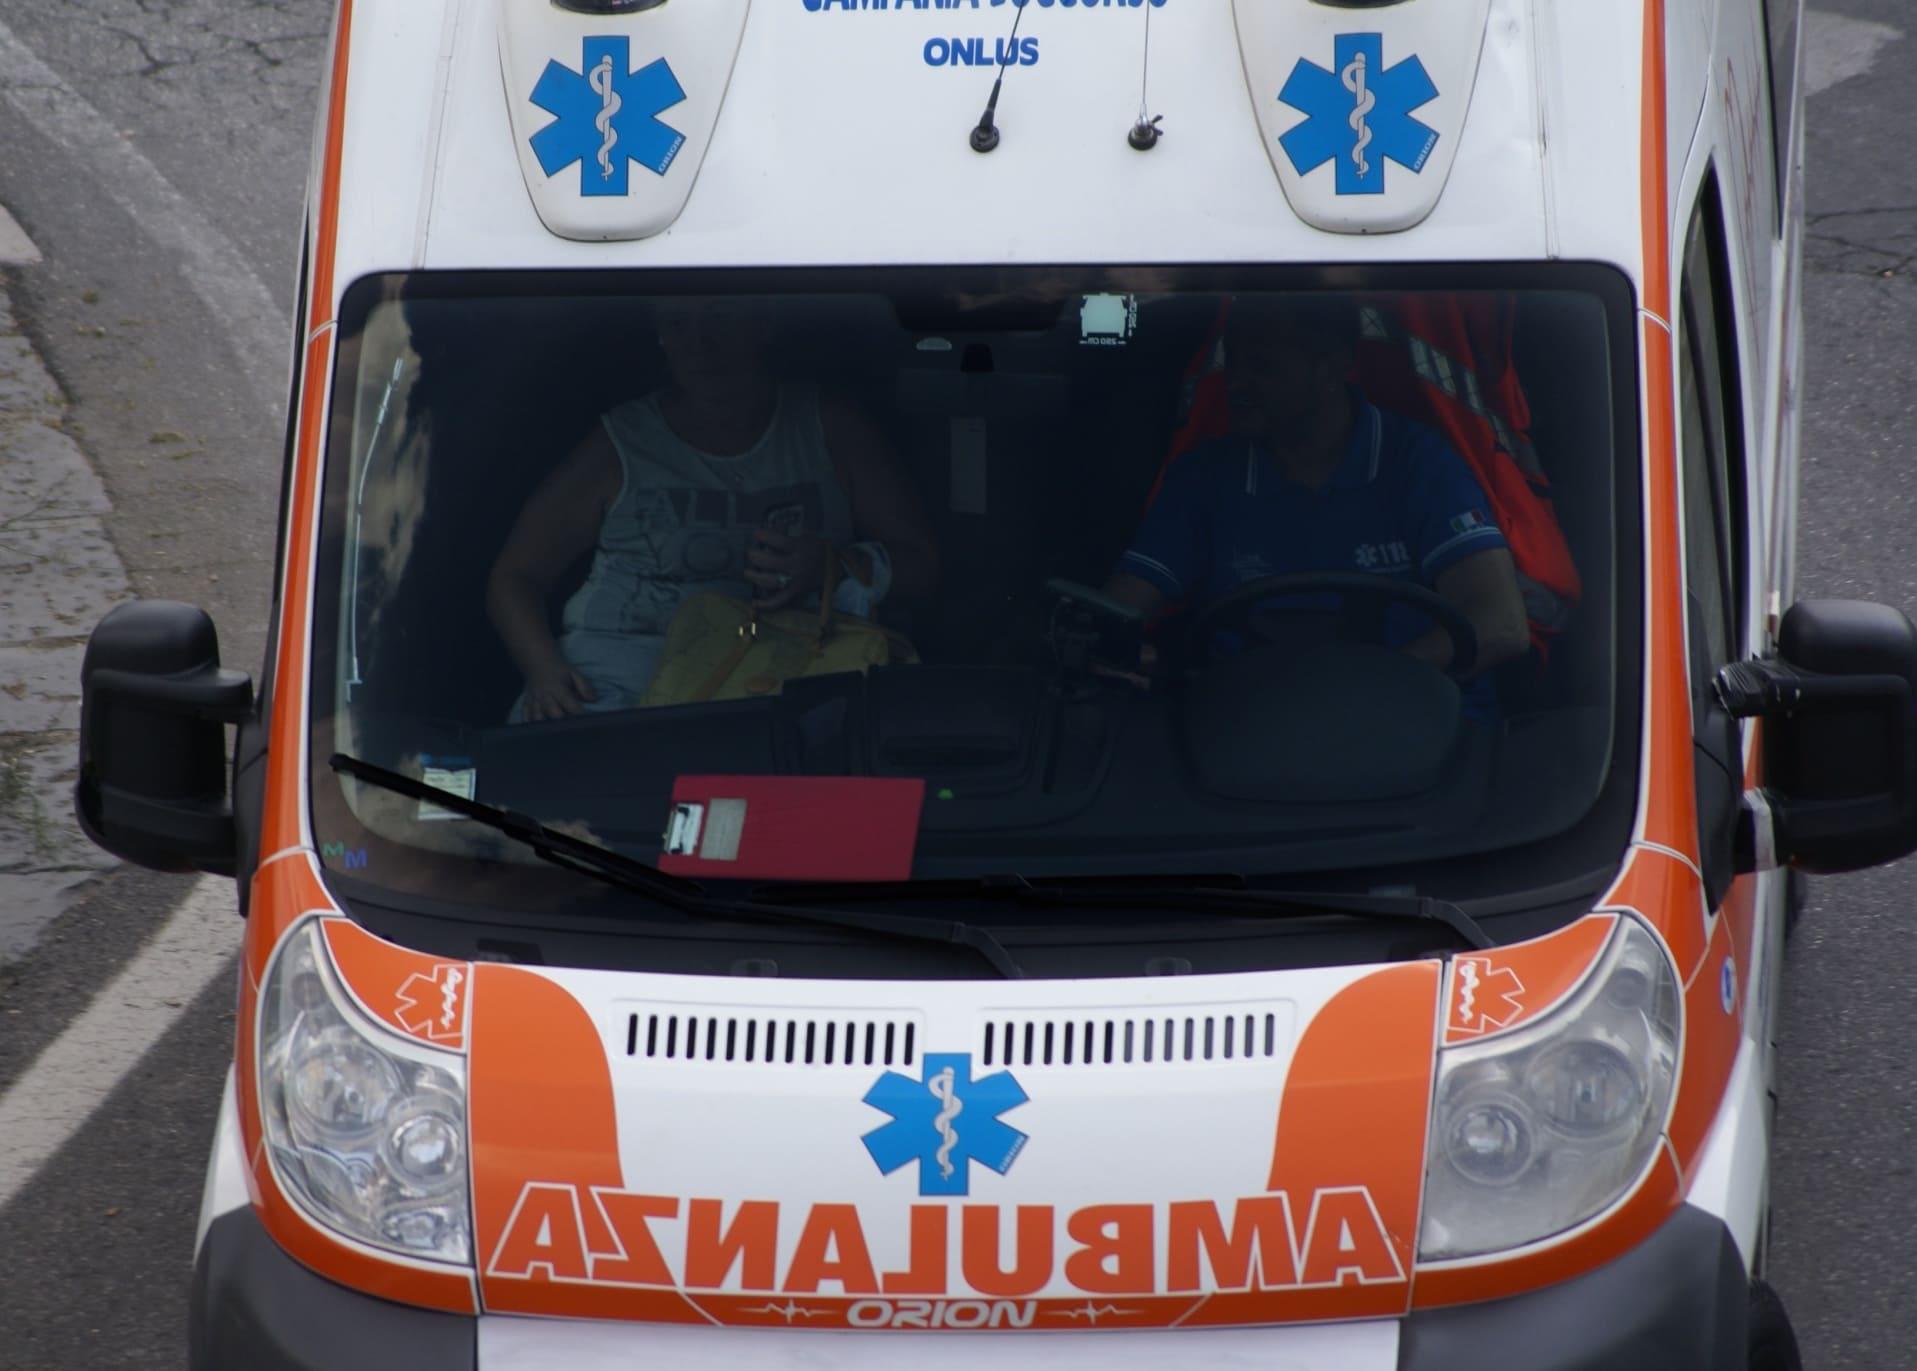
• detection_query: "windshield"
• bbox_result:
[309,266,1641,957]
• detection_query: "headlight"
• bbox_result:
[259,922,472,1264]
[1418,917,1680,1260]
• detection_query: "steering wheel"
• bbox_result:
[1186,572,1479,679]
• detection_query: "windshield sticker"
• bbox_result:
[1079,294,1138,347]
[318,840,369,871]
[664,802,705,856]
[863,1053,1029,1197]
[530,37,688,196]
[1277,34,1439,196]
[418,756,477,821]
[665,798,748,862]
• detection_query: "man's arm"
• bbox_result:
[1405,547,1530,676]
[1103,571,1172,619]
[1103,448,1214,623]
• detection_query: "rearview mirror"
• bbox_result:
[76,600,253,876]
[1717,600,1917,875]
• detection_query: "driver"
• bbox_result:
[1104,294,1529,714]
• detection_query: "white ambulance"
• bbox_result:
[74,0,1908,1366]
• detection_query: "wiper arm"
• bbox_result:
[756,874,1493,951]
[332,752,707,907]
[327,754,1024,978]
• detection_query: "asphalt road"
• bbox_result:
[0,2,1912,1367]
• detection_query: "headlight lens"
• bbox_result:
[1419,918,1680,1261]
[259,923,472,1264]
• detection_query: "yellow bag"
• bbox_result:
[641,558,914,707]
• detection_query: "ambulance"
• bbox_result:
[71,0,1907,1365]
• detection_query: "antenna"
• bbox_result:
[1128,1,1161,150]
[970,2,1032,154]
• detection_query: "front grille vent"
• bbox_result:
[626,1010,919,1069]
[981,1009,1285,1069]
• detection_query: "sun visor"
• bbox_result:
[1234,0,1492,235]
[498,0,747,243]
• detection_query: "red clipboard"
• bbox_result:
[660,776,926,883]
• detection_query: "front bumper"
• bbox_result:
[1399,1203,1749,1370]
[191,1202,1746,1370]
[190,1208,475,1371]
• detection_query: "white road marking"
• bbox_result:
[1804,9,1904,98]
[0,288,127,964]
[0,201,38,264]
[0,15,289,408]
[0,877,241,1211]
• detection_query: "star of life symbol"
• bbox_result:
[1277,33,1440,196]
[862,1053,1029,1197]
[393,963,467,1043]
[1452,956,1525,1036]
[529,36,688,197]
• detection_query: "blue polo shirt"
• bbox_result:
[1121,398,1509,714]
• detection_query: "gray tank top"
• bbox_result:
[559,383,854,645]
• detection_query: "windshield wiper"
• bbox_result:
[333,753,705,905]
[754,874,1494,951]
[328,755,1024,978]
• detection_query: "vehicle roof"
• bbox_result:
[320,1,1686,298]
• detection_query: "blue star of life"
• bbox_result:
[862,1054,1029,1198]
[1277,33,1440,197]
[529,36,687,197]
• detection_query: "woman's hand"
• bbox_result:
[522,664,598,721]
[745,530,832,610]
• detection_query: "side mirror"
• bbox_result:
[1717,600,1917,875]
[76,601,253,876]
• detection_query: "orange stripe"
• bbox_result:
[259,0,352,855]
[1638,317,1696,859]
[1633,0,1694,859]
[236,0,468,1313]
[1635,0,1697,863]
[309,0,354,330]
[260,332,333,857]
[1666,910,1744,1171]
[1413,1,1694,1310]
[1607,843,1708,976]
[1638,0,1671,316]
